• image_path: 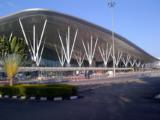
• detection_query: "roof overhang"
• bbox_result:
[0,8,158,63]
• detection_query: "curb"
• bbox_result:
[30,96,36,100]
[40,97,47,101]
[0,94,79,101]
[12,96,18,99]
[70,96,78,100]
[20,96,26,100]
[53,97,63,101]
[4,95,9,98]
[154,94,160,99]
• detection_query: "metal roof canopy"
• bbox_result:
[0,8,158,63]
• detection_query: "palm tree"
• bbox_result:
[0,35,28,86]
[3,54,21,86]
[0,36,9,59]
[0,35,27,60]
[9,36,27,59]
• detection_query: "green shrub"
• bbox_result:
[24,86,72,97]
[0,84,77,97]
[0,86,19,96]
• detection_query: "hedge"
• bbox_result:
[0,84,77,98]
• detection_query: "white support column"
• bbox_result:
[111,51,123,67]
[129,58,136,67]
[136,61,141,67]
[19,19,47,66]
[9,32,13,42]
[74,52,85,67]
[121,55,131,68]
[37,39,45,66]
[82,36,98,66]
[55,45,65,67]
[141,64,144,68]
[58,26,78,66]
[98,43,112,67]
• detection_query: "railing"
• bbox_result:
[0,67,134,72]
[18,67,134,72]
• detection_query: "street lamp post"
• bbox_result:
[107,0,116,77]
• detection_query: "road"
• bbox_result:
[0,73,160,120]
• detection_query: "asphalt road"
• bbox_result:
[0,75,160,120]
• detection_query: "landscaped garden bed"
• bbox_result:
[0,84,77,99]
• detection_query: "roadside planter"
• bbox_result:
[0,84,78,101]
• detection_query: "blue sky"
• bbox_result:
[0,0,160,58]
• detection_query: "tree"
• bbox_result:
[0,35,28,86]
[0,35,27,58]
[3,54,21,86]
[0,35,28,65]
[9,36,27,56]
[0,36,9,59]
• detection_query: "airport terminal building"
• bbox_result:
[0,8,158,68]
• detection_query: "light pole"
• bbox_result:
[107,0,116,77]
